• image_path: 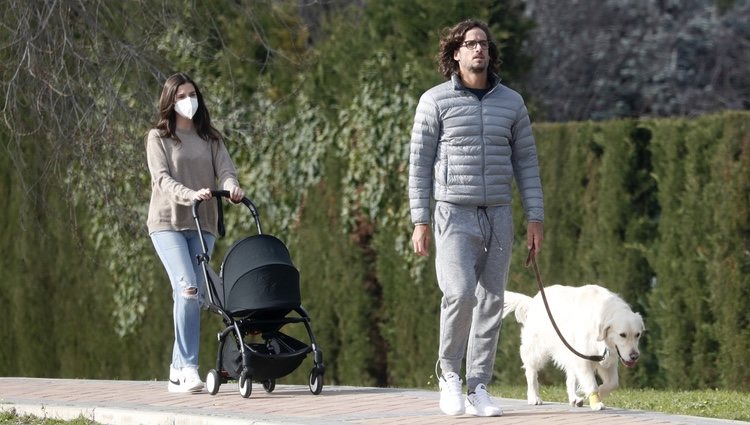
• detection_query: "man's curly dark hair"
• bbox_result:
[437,20,500,80]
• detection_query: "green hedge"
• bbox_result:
[646,113,750,390]
[2,110,749,391]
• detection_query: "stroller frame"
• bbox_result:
[192,190,325,398]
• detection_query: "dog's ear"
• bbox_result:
[635,312,646,333]
[597,322,610,342]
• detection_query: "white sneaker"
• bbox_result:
[438,372,465,415]
[466,383,503,417]
[168,366,204,393]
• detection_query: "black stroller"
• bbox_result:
[192,191,324,398]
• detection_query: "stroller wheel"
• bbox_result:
[262,378,276,393]
[206,369,220,395]
[308,368,323,395]
[238,371,252,398]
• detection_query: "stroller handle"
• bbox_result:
[192,191,263,319]
[192,190,262,235]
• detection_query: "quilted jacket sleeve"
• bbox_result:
[408,92,440,225]
[510,103,544,222]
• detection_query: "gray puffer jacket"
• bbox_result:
[409,74,544,225]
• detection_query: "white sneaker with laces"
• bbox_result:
[466,383,503,417]
[438,372,465,415]
[168,366,204,393]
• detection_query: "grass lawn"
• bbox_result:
[491,384,750,422]
[0,411,97,425]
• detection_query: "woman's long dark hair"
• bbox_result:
[437,20,500,80]
[154,73,223,143]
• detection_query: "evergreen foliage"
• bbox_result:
[285,153,377,386]
[305,0,534,108]
[646,112,750,390]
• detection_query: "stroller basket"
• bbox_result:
[221,332,309,381]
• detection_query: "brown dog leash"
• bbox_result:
[525,251,608,362]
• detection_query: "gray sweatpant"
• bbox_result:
[434,201,513,392]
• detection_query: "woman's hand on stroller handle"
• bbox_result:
[193,188,213,201]
[192,190,250,209]
[228,186,245,203]
[209,189,246,204]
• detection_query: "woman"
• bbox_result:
[146,73,244,393]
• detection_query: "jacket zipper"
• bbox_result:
[480,84,500,205]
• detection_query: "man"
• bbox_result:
[409,20,544,417]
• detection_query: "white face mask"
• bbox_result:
[174,97,199,119]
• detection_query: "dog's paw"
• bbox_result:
[527,396,543,405]
[589,393,605,411]
[590,402,605,411]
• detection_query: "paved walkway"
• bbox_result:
[0,378,747,425]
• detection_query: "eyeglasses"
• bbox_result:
[460,40,489,50]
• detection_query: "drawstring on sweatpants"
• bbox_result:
[476,206,508,255]
[477,206,501,253]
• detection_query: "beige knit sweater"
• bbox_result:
[146,128,240,236]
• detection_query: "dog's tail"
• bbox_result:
[503,291,532,325]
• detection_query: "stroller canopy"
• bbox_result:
[221,234,301,315]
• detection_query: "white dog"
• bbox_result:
[503,285,644,410]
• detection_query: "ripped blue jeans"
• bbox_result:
[150,230,216,369]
